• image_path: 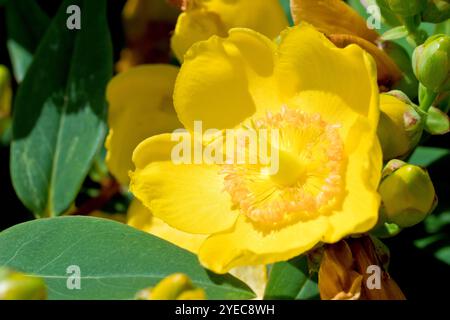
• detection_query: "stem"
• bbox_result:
[419,85,438,111]
[71,178,121,216]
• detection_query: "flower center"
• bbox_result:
[222,106,345,226]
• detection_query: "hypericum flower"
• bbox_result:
[290,0,403,89]
[130,24,382,273]
[170,0,288,62]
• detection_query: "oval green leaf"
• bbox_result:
[11,0,112,217]
[0,216,255,300]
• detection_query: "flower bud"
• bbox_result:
[386,0,427,16]
[379,160,437,228]
[0,267,47,300]
[0,65,12,120]
[377,91,423,161]
[136,273,205,300]
[422,0,450,23]
[413,34,450,93]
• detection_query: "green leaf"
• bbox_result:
[264,256,319,300]
[0,217,255,300]
[381,26,409,41]
[425,106,450,135]
[5,0,50,82]
[11,0,112,217]
[408,146,450,167]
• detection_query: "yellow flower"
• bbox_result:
[105,65,181,185]
[171,0,289,62]
[130,24,382,274]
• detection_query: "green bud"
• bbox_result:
[377,91,424,161]
[386,0,427,16]
[0,267,47,300]
[413,34,450,93]
[379,160,437,228]
[422,0,450,23]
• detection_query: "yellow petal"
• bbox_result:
[290,0,379,42]
[171,10,228,63]
[127,199,207,253]
[200,0,288,39]
[229,265,267,299]
[174,28,278,131]
[130,134,239,234]
[106,65,181,185]
[323,119,382,243]
[275,24,380,129]
[327,34,402,86]
[287,91,361,142]
[199,214,328,274]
